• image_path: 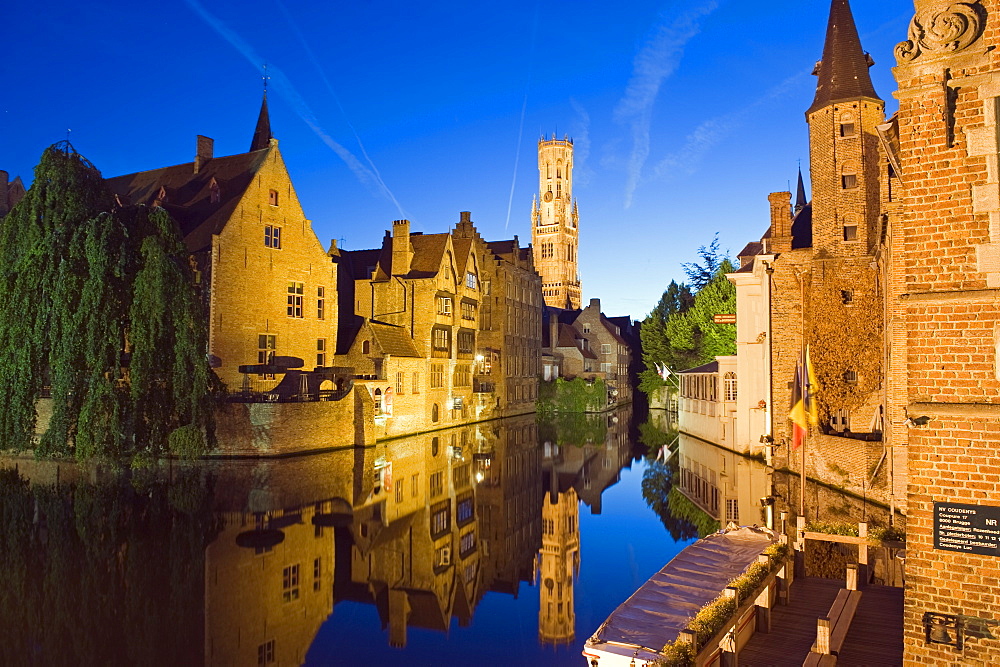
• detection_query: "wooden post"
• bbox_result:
[780,510,788,538]
[678,629,697,654]
[720,587,740,667]
[795,516,806,578]
[858,522,868,587]
[816,617,832,654]
[755,555,772,632]
[846,563,858,591]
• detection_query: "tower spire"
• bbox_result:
[250,66,273,152]
[794,165,807,214]
[808,0,880,114]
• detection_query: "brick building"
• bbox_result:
[107,95,340,393]
[0,170,26,218]
[532,136,581,310]
[888,0,1000,661]
[335,212,542,438]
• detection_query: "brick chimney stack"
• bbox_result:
[194,135,214,174]
[768,191,794,253]
[392,220,413,276]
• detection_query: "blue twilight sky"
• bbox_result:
[2,0,912,318]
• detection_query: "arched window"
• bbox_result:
[374,388,382,415]
[432,436,439,456]
[431,403,439,423]
[724,372,737,401]
[362,340,370,355]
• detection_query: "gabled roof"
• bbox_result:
[106,148,270,253]
[808,0,880,114]
[250,93,272,152]
[369,321,422,357]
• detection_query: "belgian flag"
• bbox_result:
[789,346,818,449]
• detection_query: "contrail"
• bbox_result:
[505,4,539,232]
[615,1,718,209]
[272,0,402,217]
[182,0,405,217]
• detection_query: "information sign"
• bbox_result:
[713,314,737,324]
[934,502,1000,557]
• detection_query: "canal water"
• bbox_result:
[0,407,893,665]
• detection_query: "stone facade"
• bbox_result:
[532,136,581,310]
[889,0,1000,662]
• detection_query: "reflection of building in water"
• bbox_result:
[205,501,335,666]
[537,488,580,645]
[676,433,772,528]
[475,419,543,601]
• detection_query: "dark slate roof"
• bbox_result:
[250,93,272,152]
[369,321,422,358]
[808,0,880,114]
[877,112,902,178]
[791,202,813,250]
[678,360,719,374]
[343,248,384,281]
[106,149,270,253]
[736,242,764,272]
[795,169,808,213]
[408,233,450,277]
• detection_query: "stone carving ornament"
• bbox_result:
[895,1,985,62]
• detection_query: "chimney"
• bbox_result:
[0,171,8,217]
[768,191,794,253]
[549,316,559,352]
[391,220,413,276]
[460,211,471,224]
[194,135,214,174]
[589,298,601,312]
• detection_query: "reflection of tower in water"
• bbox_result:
[537,488,580,645]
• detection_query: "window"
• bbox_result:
[362,340,371,355]
[437,296,453,315]
[431,364,444,388]
[430,472,444,498]
[396,372,405,395]
[317,338,326,367]
[843,225,858,241]
[431,403,440,422]
[432,328,450,354]
[582,323,591,334]
[395,479,404,503]
[453,364,471,387]
[454,464,471,488]
[841,289,854,305]
[317,286,325,319]
[258,640,275,666]
[412,371,420,394]
[601,362,612,373]
[457,496,474,524]
[464,563,476,584]
[541,243,554,259]
[436,545,452,567]
[726,499,739,523]
[466,272,478,290]
[411,473,420,497]
[457,331,474,355]
[257,334,276,365]
[482,280,491,295]
[287,282,304,318]
[841,173,857,189]
[269,189,279,206]
[313,557,321,592]
[830,409,851,433]
[840,122,856,137]
[460,530,476,556]
[556,181,562,198]
[843,369,858,384]
[601,343,612,355]
[431,437,439,456]
[282,564,300,602]
[432,504,450,536]
[373,388,382,415]
[461,301,476,321]
[724,372,737,401]
[264,225,282,249]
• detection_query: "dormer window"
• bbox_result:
[269,189,279,206]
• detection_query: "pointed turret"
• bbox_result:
[250,93,272,152]
[808,0,880,114]
[794,167,807,214]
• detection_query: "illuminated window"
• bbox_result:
[724,372,737,401]
[287,282,303,318]
[466,272,478,290]
[453,364,471,387]
[437,296,453,315]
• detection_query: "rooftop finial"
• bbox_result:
[250,73,273,152]
[794,162,807,214]
[262,63,270,95]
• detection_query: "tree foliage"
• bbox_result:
[639,235,737,398]
[0,143,213,460]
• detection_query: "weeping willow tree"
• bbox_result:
[0,142,213,459]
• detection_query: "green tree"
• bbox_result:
[664,259,737,368]
[0,143,213,459]
[639,281,694,394]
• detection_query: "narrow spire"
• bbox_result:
[808,0,880,114]
[794,166,807,214]
[250,66,273,152]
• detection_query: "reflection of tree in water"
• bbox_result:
[0,466,220,666]
[641,460,698,542]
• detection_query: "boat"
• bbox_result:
[583,525,775,666]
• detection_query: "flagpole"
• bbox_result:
[799,275,806,521]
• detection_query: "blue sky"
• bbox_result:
[2,0,912,318]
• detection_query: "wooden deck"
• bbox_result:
[738,577,903,666]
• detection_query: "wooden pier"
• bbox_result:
[738,576,903,666]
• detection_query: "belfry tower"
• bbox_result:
[532,136,581,310]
